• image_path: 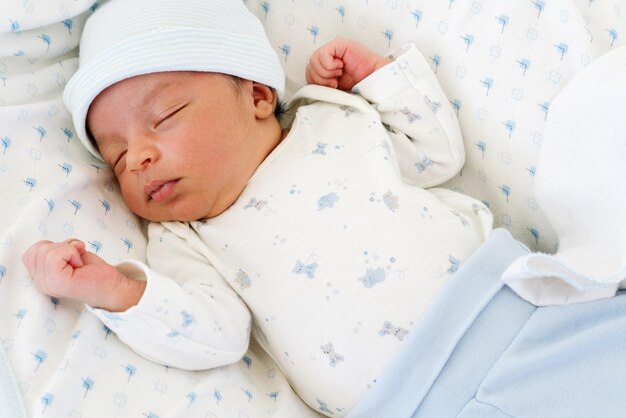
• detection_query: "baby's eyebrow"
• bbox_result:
[141,80,176,109]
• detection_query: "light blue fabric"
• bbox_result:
[349,228,626,417]
[0,343,27,418]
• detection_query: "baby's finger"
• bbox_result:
[45,242,85,274]
[306,64,339,88]
[309,54,344,78]
[65,238,86,255]
[307,59,342,86]
[318,46,344,70]
[64,244,85,269]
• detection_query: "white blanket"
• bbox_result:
[502,46,626,304]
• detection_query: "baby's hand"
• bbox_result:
[22,239,145,312]
[306,38,392,90]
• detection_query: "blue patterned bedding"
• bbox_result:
[0,1,623,416]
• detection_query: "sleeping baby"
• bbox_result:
[21,0,492,414]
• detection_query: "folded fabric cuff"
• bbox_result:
[501,254,622,305]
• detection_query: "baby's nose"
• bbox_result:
[126,140,158,171]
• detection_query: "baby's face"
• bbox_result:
[87,71,269,222]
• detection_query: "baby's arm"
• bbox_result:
[87,222,251,370]
[22,239,145,312]
[23,228,251,371]
[309,39,464,188]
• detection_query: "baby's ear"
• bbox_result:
[251,82,278,120]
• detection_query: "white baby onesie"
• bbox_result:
[89,44,493,415]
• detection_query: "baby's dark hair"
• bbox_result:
[229,76,286,121]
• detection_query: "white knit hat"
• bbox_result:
[64,0,285,160]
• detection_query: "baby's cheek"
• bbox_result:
[120,188,144,215]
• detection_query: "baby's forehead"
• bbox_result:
[90,71,195,119]
[106,71,191,96]
[87,71,237,134]
[103,71,241,100]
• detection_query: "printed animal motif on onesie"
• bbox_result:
[424,95,442,113]
[292,260,318,278]
[243,197,268,211]
[381,140,393,160]
[312,142,328,155]
[317,399,334,415]
[415,157,433,173]
[234,270,251,290]
[320,343,344,367]
[339,104,357,117]
[399,106,421,123]
[448,255,460,274]
[382,190,399,212]
[450,210,470,226]
[379,321,409,341]
[358,266,386,288]
[180,311,196,328]
[317,192,339,210]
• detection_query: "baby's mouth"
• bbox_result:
[145,179,179,202]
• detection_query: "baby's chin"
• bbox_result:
[132,206,219,223]
[138,212,205,223]
[130,193,237,223]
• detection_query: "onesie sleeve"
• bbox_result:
[86,222,251,370]
[353,43,464,188]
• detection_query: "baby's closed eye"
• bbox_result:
[154,103,188,130]
[113,150,127,171]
